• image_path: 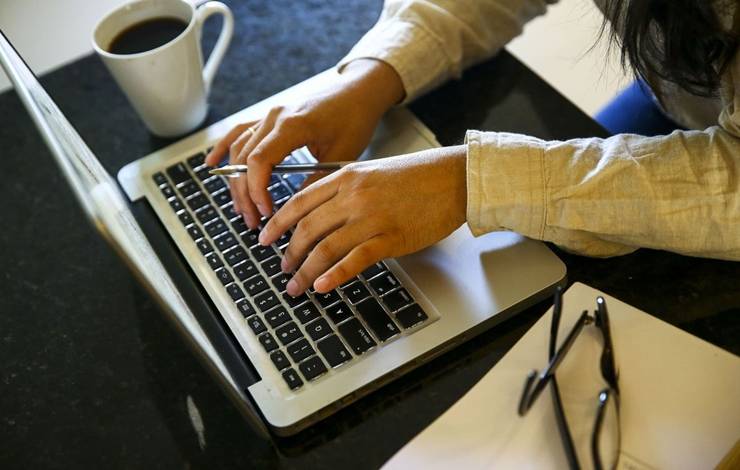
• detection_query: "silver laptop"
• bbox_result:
[0,30,566,436]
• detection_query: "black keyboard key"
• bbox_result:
[317,335,352,367]
[396,304,428,329]
[205,253,223,270]
[342,281,371,304]
[362,262,387,280]
[244,274,269,297]
[259,332,278,352]
[292,301,320,324]
[269,182,291,201]
[236,299,255,318]
[383,288,413,312]
[325,301,353,325]
[226,283,245,301]
[250,244,276,262]
[178,211,194,226]
[255,291,280,312]
[305,318,332,341]
[284,293,309,308]
[196,205,219,224]
[315,290,341,308]
[231,217,247,234]
[275,321,303,346]
[212,190,231,207]
[299,356,327,382]
[215,233,238,252]
[369,273,400,296]
[187,193,209,211]
[286,339,314,362]
[167,162,191,185]
[186,225,203,241]
[215,268,233,285]
[153,172,167,185]
[187,153,206,169]
[284,174,306,191]
[221,204,238,220]
[169,197,185,212]
[264,306,291,328]
[233,260,258,281]
[269,174,282,186]
[271,273,290,293]
[224,246,248,267]
[241,229,260,247]
[356,298,399,342]
[270,350,290,371]
[178,180,199,198]
[282,368,303,390]
[204,177,226,194]
[160,184,176,199]
[275,231,292,248]
[204,219,228,238]
[261,257,282,277]
[337,318,376,355]
[247,315,266,335]
[195,166,212,181]
[195,238,213,255]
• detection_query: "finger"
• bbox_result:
[313,235,389,293]
[286,223,367,296]
[205,120,258,166]
[258,174,339,246]
[281,198,347,273]
[231,123,269,227]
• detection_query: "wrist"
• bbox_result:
[339,59,405,115]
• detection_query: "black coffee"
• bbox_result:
[108,17,188,55]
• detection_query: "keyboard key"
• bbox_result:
[269,182,291,201]
[178,180,199,198]
[362,262,387,280]
[284,293,309,308]
[226,283,245,301]
[264,306,291,328]
[282,368,303,390]
[342,281,370,304]
[221,203,238,220]
[153,172,167,186]
[305,318,332,341]
[259,332,278,352]
[369,273,400,296]
[317,335,352,367]
[187,193,209,211]
[356,297,399,342]
[299,356,327,382]
[250,244,276,262]
[195,239,212,255]
[314,290,341,309]
[187,153,206,169]
[337,318,376,355]
[231,217,247,234]
[325,301,353,325]
[204,177,226,194]
[205,253,223,270]
[215,233,238,252]
[275,321,303,346]
[241,229,260,247]
[224,246,248,267]
[215,268,233,285]
[261,257,282,277]
[270,350,290,371]
[244,274,269,297]
[195,167,212,181]
[233,260,258,281]
[255,291,280,312]
[286,339,314,363]
[292,302,320,324]
[178,211,194,226]
[186,225,203,240]
[196,206,219,224]
[236,299,255,318]
[160,184,176,199]
[383,288,413,312]
[284,174,306,191]
[271,273,290,293]
[269,174,282,186]
[169,197,185,212]
[395,304,428,329]
[247,315,266,335]
[204,219,228,238]
[212,190,231,207]
[167,162,191,185]
[276,231,292,247]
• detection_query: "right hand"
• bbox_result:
[205,59,405,229]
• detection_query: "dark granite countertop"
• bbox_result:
[1,1,738,468]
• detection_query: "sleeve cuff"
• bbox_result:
[337,20,450,104]
[465,130,547,238]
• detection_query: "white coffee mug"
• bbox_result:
[92,0,233,137]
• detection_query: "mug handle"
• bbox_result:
[195,1,234,95]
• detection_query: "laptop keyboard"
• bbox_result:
[152,151,429,391]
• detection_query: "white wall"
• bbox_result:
[0,0,629,116]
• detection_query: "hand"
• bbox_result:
[258,145,468,296]
[204,59,405,229]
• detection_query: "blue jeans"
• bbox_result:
[595,81,682,137]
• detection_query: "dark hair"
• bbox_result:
[602,0,738,97]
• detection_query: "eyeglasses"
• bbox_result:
[517,288,621,470]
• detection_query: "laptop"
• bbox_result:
[0,30,566,436]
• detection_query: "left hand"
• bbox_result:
[258,145,468,296]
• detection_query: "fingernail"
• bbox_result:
[281,257,291,272]
[286,279,300,296]
[258,230,269,246]
[314,275,330,293]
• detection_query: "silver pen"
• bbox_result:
[209,161,353,178]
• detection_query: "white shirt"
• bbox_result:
[338,0,740,260]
